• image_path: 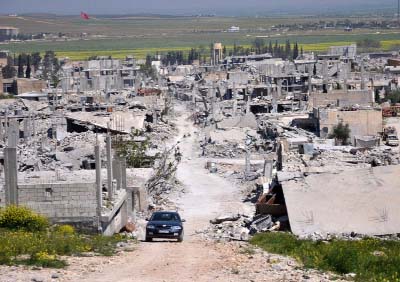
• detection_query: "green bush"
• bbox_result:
[0,206,49,232]
[0,206,132,268]
[251,233,400,282]
[54,225,75,236]
[29,251,67,268]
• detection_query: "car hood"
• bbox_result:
[147,221,182,226]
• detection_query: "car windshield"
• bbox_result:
[151,213,180,221]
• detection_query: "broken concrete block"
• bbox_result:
[249,214,273,234]
[210,214,241,224]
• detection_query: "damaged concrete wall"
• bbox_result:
[18,183,97,223]
[310,90,374,108]
[282,165,400,236]
[317,108,382,141]
[16,79,47,95]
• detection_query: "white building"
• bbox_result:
[228,26,240,33]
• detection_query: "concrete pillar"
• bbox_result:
[245,88,251,114]
[51,124,57,140]
[0,69,3,94]
[361,60,366,90]
[210,84,216,123]
[7,119,18,147]
[112,155,121,191]
[245,148,251,179]
[152,109,158,124]
[95,144,102,216]
[308,65,312,94]
[233,83,237,116]
[277,79,282,97]
[192,85,196,105]
[32,116,36,139]
[23,118,30,142]
[322,60,328,93]
[4,147,18,205]
[106,134,114,201]
[121,157,127,191]
[0,118,3,142]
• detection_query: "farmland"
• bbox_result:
[1,14,400,60]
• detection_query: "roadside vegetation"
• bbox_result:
[0,206,130,268]
[251,232,400,282]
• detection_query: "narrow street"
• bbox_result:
[80,104,253,282]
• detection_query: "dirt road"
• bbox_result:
[79,105,255,282]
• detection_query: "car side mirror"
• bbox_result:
[181,219,186,222]
[145,218,149,221]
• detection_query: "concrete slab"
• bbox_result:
[283,165,400,236]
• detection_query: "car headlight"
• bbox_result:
[147,225,156,229]
[171,226,182,231]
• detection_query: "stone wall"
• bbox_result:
[317,108,383,142]
[16,78,46,95]
[310,90,374,108]
[17,182,97,222]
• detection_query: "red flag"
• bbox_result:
[80,12,90,20]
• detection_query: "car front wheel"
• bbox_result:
[178,232,184,242]
[145,236,152,242]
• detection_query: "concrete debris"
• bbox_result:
[210,214,241,224]
[249,215,273,234]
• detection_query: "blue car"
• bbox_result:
[145,211,185,242]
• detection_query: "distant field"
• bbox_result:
[1,15,400,60]
[3,34,400,60]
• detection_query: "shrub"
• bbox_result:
[0,206,49,232]
[29,251,66,268]
[54,225,75,236]
[329,122,351,145]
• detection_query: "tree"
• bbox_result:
[31,52,41,71]
[329,122,351,145]
[284,40,291,59]
[293,42,299,60]
[273,41,279,57]
[25,55,31,79]
[232,42,237,56]
[253,38,265,54]
[145,54,152,67]
[17,55,24,78]
[42,51,60,86]
[356,38,381,49]
[268,41,273,54]
[385,90,400,105]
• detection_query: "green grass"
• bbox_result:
[0,206,132,268]
[3,26,400,60]
[0,228,130,268]
[250,232,400,282]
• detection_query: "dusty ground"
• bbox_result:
[0,104,345,282]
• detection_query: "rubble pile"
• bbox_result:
[357,147,400,166]
[145,121,177,148]
[197,214,251,242]
[203,141,247,158]
[198,213,289,242]
[17,131,102,172]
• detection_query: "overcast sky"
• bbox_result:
[0,0,396,16]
